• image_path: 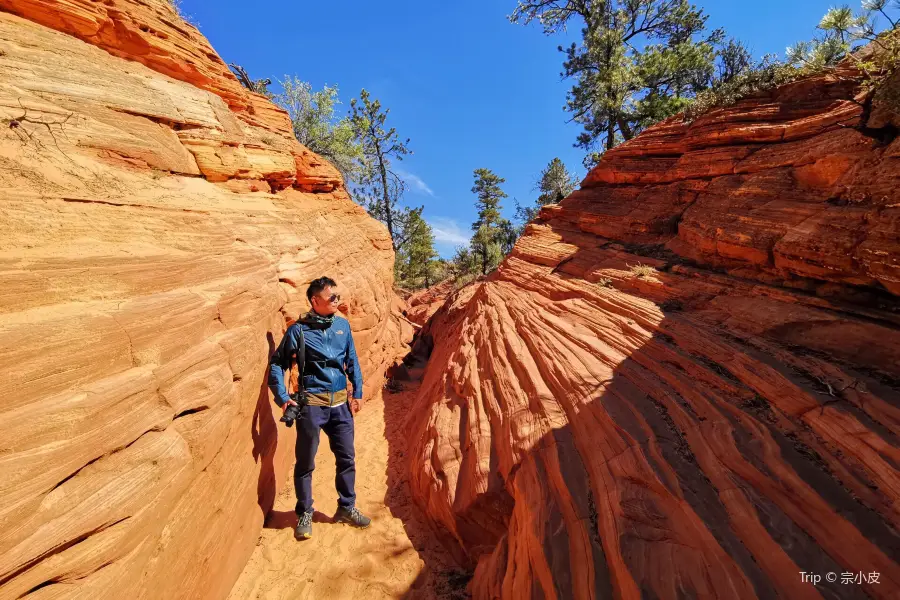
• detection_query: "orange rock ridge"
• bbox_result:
[0,2,407,598]
[405,279,456,327]
[406,63,900,598]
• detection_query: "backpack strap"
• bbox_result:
[293,323,307,403]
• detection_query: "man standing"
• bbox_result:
[268,276,372,540]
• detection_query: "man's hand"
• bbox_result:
[351,398,361,414]
[283,398,298,412]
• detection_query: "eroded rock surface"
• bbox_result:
[405,280,456,327]
[0,3,405,598]
[407,65,900,599]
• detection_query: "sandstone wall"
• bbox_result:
[0,2,406,598]
[407,63,900,598]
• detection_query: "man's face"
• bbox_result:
[311,285,341,316]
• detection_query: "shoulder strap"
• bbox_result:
[296,324,306,393]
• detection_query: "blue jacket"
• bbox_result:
[268,314,363,407]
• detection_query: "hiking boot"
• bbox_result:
[334,506,371,529]
[294,509,313,540]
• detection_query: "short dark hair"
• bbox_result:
[306,276,337,302]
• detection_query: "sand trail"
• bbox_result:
[228,367,468,599]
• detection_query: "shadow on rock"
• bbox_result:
[252,333,279,520]
[406,276,900,598]
[382,350,475,599]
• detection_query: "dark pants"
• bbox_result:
[293,402,356,515]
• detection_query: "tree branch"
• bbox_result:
[877,7,897,28]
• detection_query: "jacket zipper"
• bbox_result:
[326,327,335,406]
[313,325,342,407]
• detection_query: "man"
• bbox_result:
[268,276,371,540]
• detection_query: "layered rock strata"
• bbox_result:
[405,280,456,327]
[0,2,405,598]
[407,62,900,599]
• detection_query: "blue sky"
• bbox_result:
[185,0,838,257]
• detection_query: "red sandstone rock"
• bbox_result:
[406,61,900,598]
[0,4,407,599]
[574,68,899,295]
[405,279,456,326]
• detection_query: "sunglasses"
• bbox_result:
[324,293,341,304]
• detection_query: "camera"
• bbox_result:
[280,393,307,427]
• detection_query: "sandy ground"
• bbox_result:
[228,366,470,600]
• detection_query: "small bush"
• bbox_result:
[384,378,403,394]
[685,57,805,122]
[166,0,198,27]
[167,0,183,16]
[596,278,614,288]
[686,5,900,122]
[629,263,657,279]
[660,299,684,312]
[453,273,478,290]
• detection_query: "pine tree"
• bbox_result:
[470,168,514,275]
[451,246,479,279]
[787,3,899,71]
[516,158,578,224]
[510,0,732,164]
[423,258,449,287]
[349,89,415,252]
[395,210,439,288]
[498,220,520,255]
[714,39,754,86]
